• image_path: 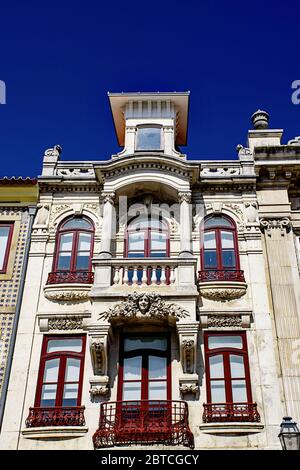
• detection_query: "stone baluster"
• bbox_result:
[123,266,129,285]
[141,266,148,285]
[170,266,176,284]
[113,267,120,285]
[132,267,138,285]
[160,266,166,285]
[151,267,158,285]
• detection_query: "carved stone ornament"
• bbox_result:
[207,315,242,328]
[260,217,291,236]
[200,167,240,177]
[34,204,50,227]
[244,202,258,223]
[178,192,192,204]
[89,385,109,397]
[179,383,199,395]
[98,292,189,325]
[102,192,115,205]
[182,339,195,374]
[90,338,107,375]
[48,316,84,330]
[199,284,247,301]
[45,144,62,157]
[44,285,91,303]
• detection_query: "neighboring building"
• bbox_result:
[0,178,38,412]
[0,93,300,450]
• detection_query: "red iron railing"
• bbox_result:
[46,271,94,285]
[203,402,260,423]
[25,406,86,427]
[93,400,194,449]
[198,269,245,283]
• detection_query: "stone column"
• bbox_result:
[99,192,115,259]
[178,191,192,258]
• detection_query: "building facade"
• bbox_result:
[0,93,300,450]
[0,178,38,417]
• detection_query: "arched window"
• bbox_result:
[125,216,169,258]
[53,216,94,274]
[201,215,239,271]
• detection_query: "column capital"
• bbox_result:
[101,191,116,205]
[260,217,291,236]
[178,191,192,204]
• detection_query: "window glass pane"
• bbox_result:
[43,358,59,382]
[148,381,167,400]
[149,356,167,380]
[204,250,217,268]
[232,380,247,402]
[230,355,245,378]
[222,250,236,268]
[151,232,166,251]
[123,356,142,380]
[136,127,161,150]
[78,233,91,251]
[209,355,224,378]
[210,380,226,403]
[221,231,234,249]
[124,337,167,352]
[47,338,83,353]
[62,218,92,230]
[62,383,79,406]
[123,382,141,400]
[128,233,145,252]
[41,384,57,407]
[65,358,80,382]
[205,217,233,229]
[76,252,90,270]
[57,253,72,270]
[208,335,243,350]
[0,226,10,269]
[59,233,73,251]
[204,231,216,249]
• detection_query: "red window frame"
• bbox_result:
[124,216,170,258]
[34,335,86,408]
[117,333,171,401]
[53,216,94,273]
[200,215,240,271]
[0,222,14,273]
[204,331,253,404]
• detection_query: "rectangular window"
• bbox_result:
[136,127,162,151]
[35,335,86,408]
[204,332,252,405]
[0,223,14,273]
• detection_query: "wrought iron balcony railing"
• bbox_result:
[198,269,245,283]
[93,400,194,449]
[203,402,261,423]
[46,271,94,285]
[25,406,86,427]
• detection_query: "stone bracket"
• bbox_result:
[89,376,109,397]
[176,322,199,376]
[179,374,199,396]
[89,324,111,376]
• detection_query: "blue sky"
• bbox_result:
[0,0,299,177]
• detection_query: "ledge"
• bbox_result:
[199,422,264,435]
[44,283,92,302]
[21,426,89,440]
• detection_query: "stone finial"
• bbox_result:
[251,109,269,129]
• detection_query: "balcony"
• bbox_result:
[25,406,86,427]
[91,257,198,295]
[202,402,261,423]
[93,400,194,449]
[44,271,94,302]
[198,269,247,301]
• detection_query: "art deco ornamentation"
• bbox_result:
[48,316,84,330]
[98,292,189,324]
[207,315,242,328]
[260,217,291,236]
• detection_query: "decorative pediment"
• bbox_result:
[98,292,189,325]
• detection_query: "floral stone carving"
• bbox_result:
[98,292,189,324]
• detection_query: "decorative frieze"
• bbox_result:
[207,315,242,328]
[199,311,252,329]
[48,317,84,330]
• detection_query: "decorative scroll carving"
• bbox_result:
[207,315,242,328]
[98,292,188,324]
[45,145,62,157]
[48,316,84,330]
[102,192,116,205]
[288,136,300,146]
[178,192,192,204]
[179,383,199,395]
[260,217,291,236]
[56,167,95,177]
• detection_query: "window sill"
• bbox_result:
[21,426,89,440]
[199,422,264,435]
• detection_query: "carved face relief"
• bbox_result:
[138,294,150,314]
